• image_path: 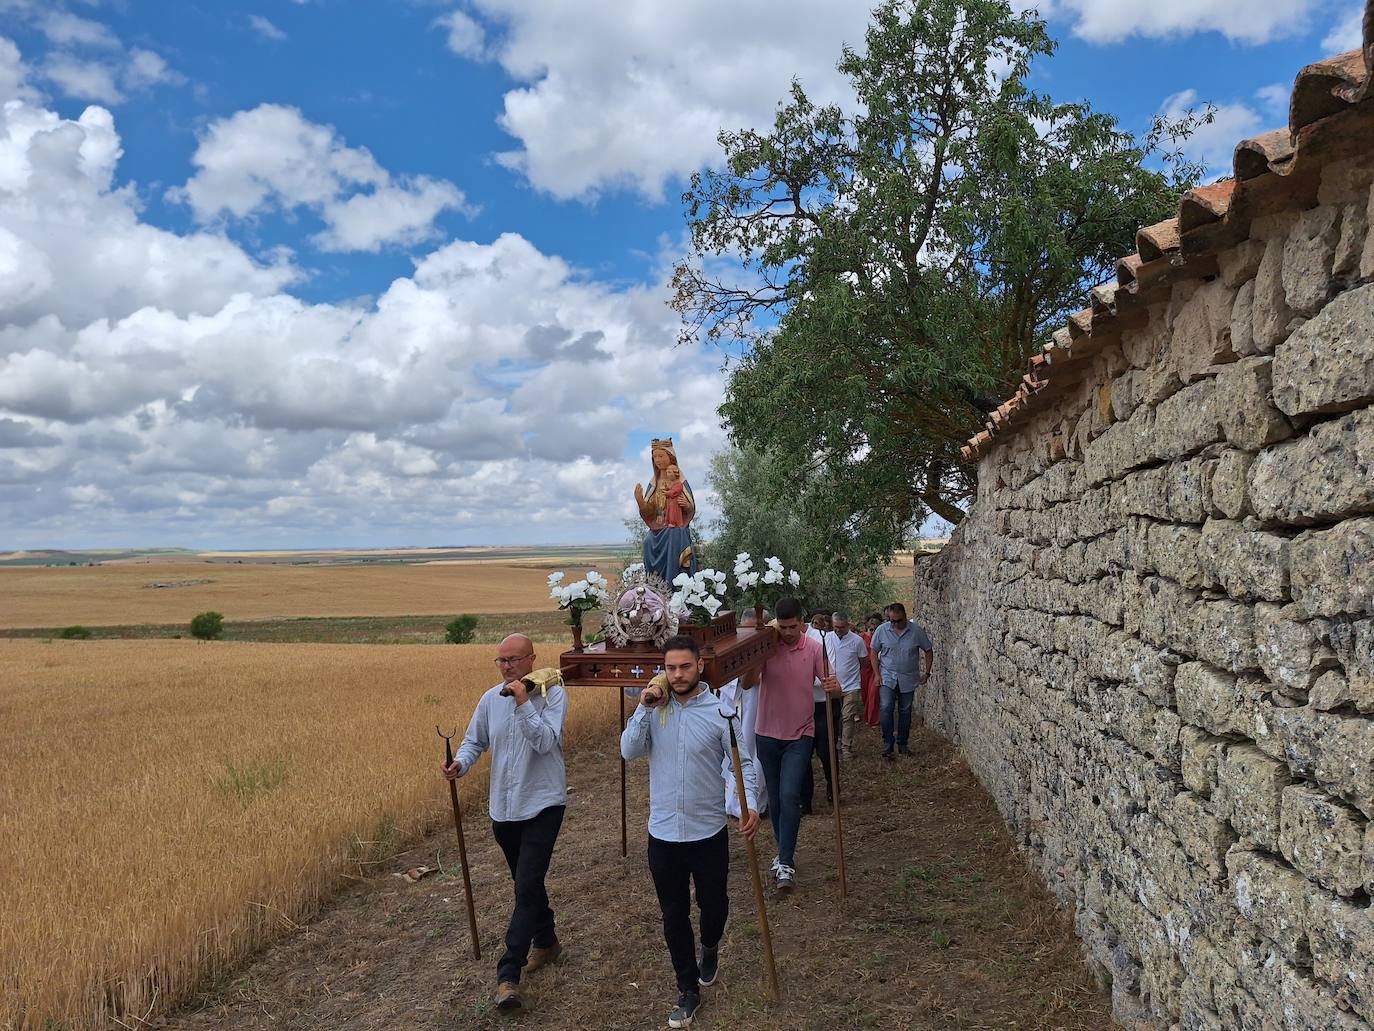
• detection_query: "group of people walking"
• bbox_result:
[440,597,935,1027]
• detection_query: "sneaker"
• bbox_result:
[881,748,894,761]
[526,939,562,974]
[668,991,701,1028]
[770,856,782,876]
[495,982,522,1010]
[698,943,719,987]
[897,745,911,757]
[775,863,795,894]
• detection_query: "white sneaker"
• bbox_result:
[776,863,795,894]
[769,856,782,876]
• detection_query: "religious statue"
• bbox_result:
[634,437,698,585]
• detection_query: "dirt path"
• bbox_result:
[170,723,1113,1031]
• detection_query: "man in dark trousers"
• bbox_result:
[622,634,761,1028]
[441,633,567,1011]
[869,602,934,759]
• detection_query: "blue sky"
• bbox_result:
[0,0,1362,549]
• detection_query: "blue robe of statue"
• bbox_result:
[642,479,698,584]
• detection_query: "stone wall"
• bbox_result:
[915,156,1374,1029]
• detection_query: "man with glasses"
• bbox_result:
[869,603,934,759]
[441,633,567,1011]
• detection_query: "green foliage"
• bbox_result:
[215,756,288,805]
[58,625,92,639]
[444,614,480,644]
[189,611,224,640]
[674,0,1208,555]
[702,445,891,614]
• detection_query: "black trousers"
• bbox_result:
[802,698,842,811]
[491,804,565,984]
[647,827,730,994]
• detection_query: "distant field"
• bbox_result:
[0,639,618,1030]
[0,557,623,628]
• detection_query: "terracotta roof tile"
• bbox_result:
[963,23,1374,463]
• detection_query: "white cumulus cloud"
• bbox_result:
[248,15,289,42]
[176,103,472,252]
[1322,3,1365,51]
[1049,0,1320,44]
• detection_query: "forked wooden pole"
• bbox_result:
[724,710,780,1000]
[819,631,848,899]
[437,726,480,960]
[619,687,628,858]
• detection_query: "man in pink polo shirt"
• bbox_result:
[755,595,839,893]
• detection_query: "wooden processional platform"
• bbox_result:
[559,611,778,856]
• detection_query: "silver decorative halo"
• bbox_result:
[602,566,679,648]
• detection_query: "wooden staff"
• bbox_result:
[437,726,480,960]
[819,631,848,899]
[722,706,780,1000]
[619,687,628,858]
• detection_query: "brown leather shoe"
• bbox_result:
[495,982,523,1010]
[526,940,563,974]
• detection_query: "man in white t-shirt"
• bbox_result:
[824,612,870,759]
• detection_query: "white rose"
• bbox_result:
[762,569,781,585]
[766,556,784,571]
[788,570,801,587]
[703,595,723,616]
[714,580,727,595]
[568,581,588,601]
[548,571,565,586]
[672,572,691,588]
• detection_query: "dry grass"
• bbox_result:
[0,639,617,1031]
[0,559,622,628]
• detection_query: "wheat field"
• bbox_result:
[0,639,615,1031]
[0,558,620,628]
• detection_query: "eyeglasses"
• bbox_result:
[494,654,534,666]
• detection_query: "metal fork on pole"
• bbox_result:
[819,631,848,899]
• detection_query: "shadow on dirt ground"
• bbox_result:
[169,720,1113,1031]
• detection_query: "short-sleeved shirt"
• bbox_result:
[871,620,933,693]
[825,631,869,694]
[756,632,825,741]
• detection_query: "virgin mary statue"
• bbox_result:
[634,438,698,585]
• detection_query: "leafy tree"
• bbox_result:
[673,0,1206,551]
[702,444,892,614]
[445,614,480,644]
[190,611,224,641]
[59,625,92,639]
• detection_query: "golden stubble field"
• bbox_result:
[0,558,621,628]
[0,639,616,1031]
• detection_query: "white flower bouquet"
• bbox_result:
[669,568,729,626]
[548,569,610,627]
[733,552,801,611]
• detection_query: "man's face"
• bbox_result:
[776,616,803,645]
[889,608,908,629]
[810,613,826,631]
[867,617,880,632]
[495,640,535,683]
[663,649,703,694]
[833,616,850,637]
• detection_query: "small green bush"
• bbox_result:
[190,611,224,640]
[59,625,93,639]
[445,614,479,644]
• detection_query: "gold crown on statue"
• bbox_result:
[651,437,674,449]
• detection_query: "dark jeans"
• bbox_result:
[491,804,565,984]
[802,698,842,811]
[754,733,812,869]
[879,684,915,750]
[647,828,730,994]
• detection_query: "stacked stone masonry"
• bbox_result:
[916,154,1374,1029]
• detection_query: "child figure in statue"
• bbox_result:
[662,464,687,528]
[633,438,698,585]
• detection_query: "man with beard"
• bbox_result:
[622,634,761,1028]
[442,633,567,1011]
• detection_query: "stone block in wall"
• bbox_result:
[1252,409,1374,526]
[1278,784,1368,897]
[1152,378,1223,462]
[1210,450,1253,520]
[1231,931,1369,1031]
[1199,519,1290,603]
[1271,706,1374,817]
[1193,597,1259,673]
[1168,790,1239,880]
[1167,456,1220,523]
[1220,238,1267,288]
[1227,849,1310,959]
[1255,602,1328,694]
[1148,522,1208,588]
[1118,469,1171,521]
[1177,661,1254,736]
[1232,279,1258,357]
[1282,206,1342,317]
[1363,182,1374,280]
[1253,235,1295,353]
[1129,574,1197,654]
[1217,743,1291,849]
[1214,357,1295,451]
[1335,200,1369,280]
[1307,891,1374,1022]
[1290,517,1374,618]
[1182,725,1228,797]
[1327,617,1374,713]
[1098,630,1179,706]
[1272,283,1374,418]
[1175,279,1240,382]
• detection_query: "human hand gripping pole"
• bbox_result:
[719,700,780,1001]
[819,631,848,900]
[437,726,481,961]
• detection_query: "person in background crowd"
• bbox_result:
[802,608,836,815]
[859,613,882,726]
[869,603,934,760]
[825,612,869,760]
